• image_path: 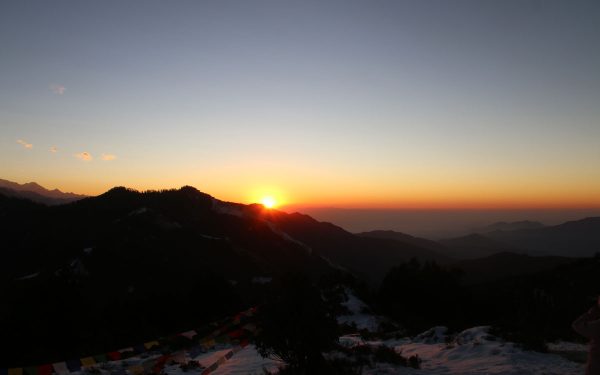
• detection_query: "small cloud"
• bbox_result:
[50,146,58,153]
[101,153,117,161]
[50,84,66,95]
[17,139,33,149]
[75,152,92,161]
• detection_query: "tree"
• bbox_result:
[378,259,465,333]
[255,273,339,374]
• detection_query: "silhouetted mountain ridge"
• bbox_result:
[356,230,448,254]
[0,178,87,205]
[437,233,518,259]
[485,217,600,257]
[456,252,574,285]
[472,220,545,233]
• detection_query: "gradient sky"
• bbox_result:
[1,0,599,208]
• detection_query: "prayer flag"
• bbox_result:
[107,352,121,361]
[65,360,81,372]
[52,362,69,375]
[227,329,244,339]
[144,341,159,350]
[179,331,197,340]
[80,357,96,367]
[188,346,203,358]
[127,365,144,375]
[37,365,52,375]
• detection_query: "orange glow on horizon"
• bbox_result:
[7,176,600,211]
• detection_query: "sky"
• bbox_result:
[1,0,600,209]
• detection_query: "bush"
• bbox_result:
[372,345,406,365]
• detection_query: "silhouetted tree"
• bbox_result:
[255,273,339,374]
[378,259,465,333]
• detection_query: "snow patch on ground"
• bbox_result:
[210,346,281,374]
[372,326,584,375]
[412,326,448,344]
[128,207,148,216]
[265,221,313,255]
[547,341,587,352]
[251,277,272,285]
[199,233,224,240]
[338,289,382,332]
[15,272,40,281]
[340,334,365,348]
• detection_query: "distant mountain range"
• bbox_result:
[438,233,518,259]
[456,252,574,285]
[356,230,448,254]
[472,220,545,233]
[358,230,518,260]
[485,217,600,257]
[360,217,600,259]
[0,178,87,205]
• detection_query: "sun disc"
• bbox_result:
[261,196,276,208]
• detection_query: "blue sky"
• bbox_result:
[1,0,599,207]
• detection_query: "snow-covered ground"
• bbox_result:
[207,346,280,374]
[363,326,584,375]
[160,345,280,375]
[339,291,586,375]
[338,288,383,332]
[65,330,585,375]
[50,291,586,375]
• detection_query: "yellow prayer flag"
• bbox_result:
[80,357,96,367]
[201,338,216,349]
[127,365,144,375]
[144,340,159,350]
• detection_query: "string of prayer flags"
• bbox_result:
[1,306,259,375]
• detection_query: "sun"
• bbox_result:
[261,196,277,209]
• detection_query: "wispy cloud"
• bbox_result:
[74,152,92,161]
[101,153,117,161]
[50,84,66,95]
[17,139,33,149]
[50,146,58,153]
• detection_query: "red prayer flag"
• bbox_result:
[227,329,244,339]
[37,365,51,375]
[107,352,121,361]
